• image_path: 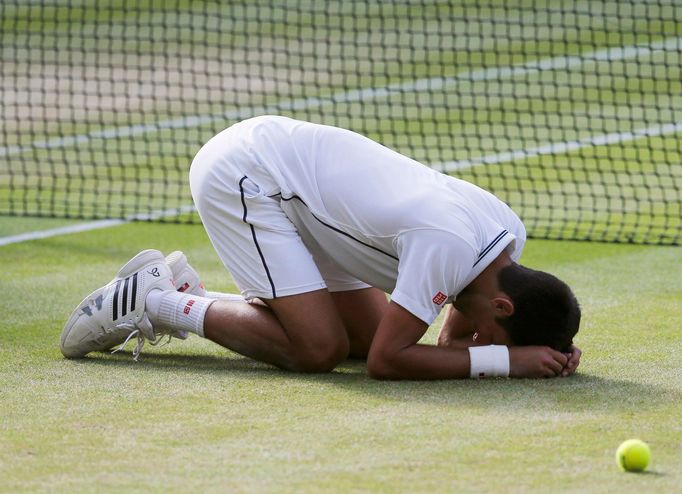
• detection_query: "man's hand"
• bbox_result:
[437,305,475,349]
[437,327,475,349]
[561,344,582,377]
[509,346,568,378]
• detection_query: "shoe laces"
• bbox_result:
[112,327,145,361]
[110,313,159,361]
[110,314,178,361]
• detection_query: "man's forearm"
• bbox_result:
[368,301,568,380]
[368,302,474,379]
[368,342,472,379]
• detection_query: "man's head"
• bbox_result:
[495,263,580,352]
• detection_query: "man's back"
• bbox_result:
[211,115,523,246]
[193,115,526,323]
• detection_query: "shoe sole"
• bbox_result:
[60,285,108,358]
[60,249,166,358]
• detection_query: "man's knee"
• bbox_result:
[289,338,349,373]
[264,289,352,372]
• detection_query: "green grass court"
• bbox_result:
[1,219,680,493]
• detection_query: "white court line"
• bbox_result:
[2,120,680,247]
[442,122,682,171]
[0,35,679,157]
[0,205,196,246]
[0,219,126,246]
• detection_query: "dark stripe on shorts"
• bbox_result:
[239,176,277,298]
[280,194,399,261]
[473,230,509,267]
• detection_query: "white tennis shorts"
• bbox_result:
[188,127,369,300]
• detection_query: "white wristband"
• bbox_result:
[468,345,510,378]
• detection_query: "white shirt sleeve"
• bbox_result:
[391,229,478,325]
[507,220,526,262]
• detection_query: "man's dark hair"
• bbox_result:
[495,263,580,352]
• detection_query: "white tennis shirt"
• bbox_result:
[210,116,526,324]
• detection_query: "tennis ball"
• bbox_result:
[615,439,650,472]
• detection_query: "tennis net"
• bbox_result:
[1,0,680,244]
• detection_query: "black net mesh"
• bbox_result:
[1,1,680,244]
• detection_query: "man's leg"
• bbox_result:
[202,287,386,367]
[329,287,388,358]
[157,254,386,366]
[203,289,350,372]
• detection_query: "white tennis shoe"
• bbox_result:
[60,249,207,359]
[166,250,206,298]
[60,249,174,359]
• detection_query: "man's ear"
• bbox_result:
[491,296,514,318]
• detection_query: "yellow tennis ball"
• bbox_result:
[615,439,651,472]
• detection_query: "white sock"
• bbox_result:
[205,291,246,302]
[146,289,214,338]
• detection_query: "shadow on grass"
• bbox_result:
[632,470,667,477]
[72,349,675,413]
[77,349,366,378]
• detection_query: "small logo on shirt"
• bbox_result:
[432,291,447,305]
